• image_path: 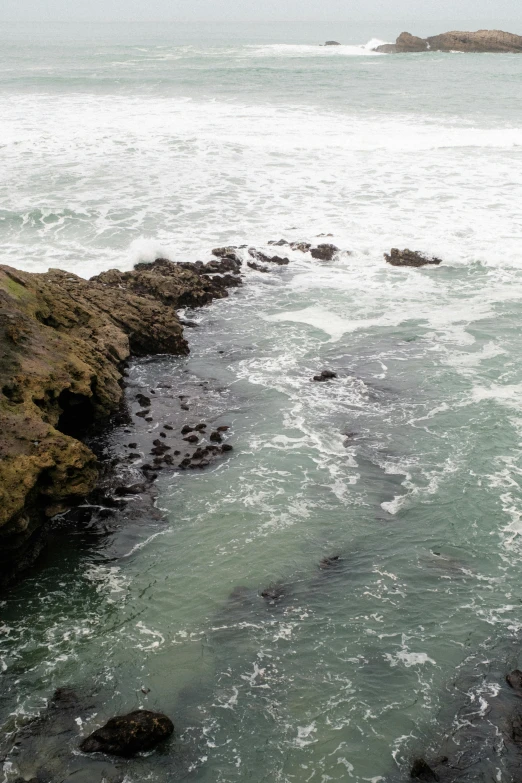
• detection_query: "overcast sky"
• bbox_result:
[1,0,522,23]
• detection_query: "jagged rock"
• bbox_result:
[384,248,442,267]
[80,710,174,757]
[374,29,522,53]
[410,758,439,781]
[0,258,239,588]
[310,243,338,261]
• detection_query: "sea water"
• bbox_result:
[1,19,522,782]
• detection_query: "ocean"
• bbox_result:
[1,19,522,783]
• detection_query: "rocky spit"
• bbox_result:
[374,29,522,53]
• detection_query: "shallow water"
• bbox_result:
[2,20,522,783]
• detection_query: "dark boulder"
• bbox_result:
[80,710,174,757]
[267,239,289,246]
[310,243,338,261]
[210,431,223,443]
[136,394,151,408]
[384,248,442,267]
[324,41,341,46]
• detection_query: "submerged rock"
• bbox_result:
[80,710,174,757]
[261,583,287,604]
[374,29,522,53]
[410,758,439,781]
[310,243,338,261]
[507,670,522,691]
[384,249,442,267]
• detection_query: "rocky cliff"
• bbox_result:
[374,29,522,53]
[0,258,240,588]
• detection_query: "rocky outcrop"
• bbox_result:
[310,243,338,261]
[0,258,240,588]
[384,249,442,267]
[374,29,522,53]
[80,710,174,757]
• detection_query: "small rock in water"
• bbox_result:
[410,758,439,782]
[164,424,173,430]
[507,670,522,691]
[184,434,199,443]
[311,243,339,261]
[195,423,207,431]
[181,425,194,434]
[221,443,233,452]
[247,260,270,273]
[267,238,289,246]
[135,410,150,418]
[217,425,230,432]
[312,369,337,382]
[136,394,151,408]
[209,431,223,443]
[80,709,174,757]
[324,40,341,45]
[384,248,442,267]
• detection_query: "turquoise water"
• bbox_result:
[2,20,522,782]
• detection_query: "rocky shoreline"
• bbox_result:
[0,244,444,589]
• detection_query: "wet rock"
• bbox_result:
[507,670,522,691]
[290,241,311,252]
[310,243,339,261]
[127,442,137,449]
[195,423,207,431]
[384,248,442,267]
[164,424,173,430]
[324,40,341,45]
[410,758,439,782]
[217,425,229,432]
[184,434,199,443]
[181,425,194,434]
[135,410,150,418]
[512,711,522,743]
[211,246,238,259]
[181,404,189,411]
[312,369,337,382]
[135,394,151,408]
[160,432,166,438]
[221,443,233,452]
[145,416,153,422]
[267,239,289,246]
[261,583,287,604]
[114,484,146,496]
[248,248,289,266]
[80,710,174,758]
[247,261,270,273]
[209,431,223,443]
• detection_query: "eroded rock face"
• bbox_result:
[0,257,241,588]
[384,249,442,267]
[80,710,174,757]
[375,29,522,53]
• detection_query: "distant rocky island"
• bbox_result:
[374,29,522,53]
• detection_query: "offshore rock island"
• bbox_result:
[374,29,522,53]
